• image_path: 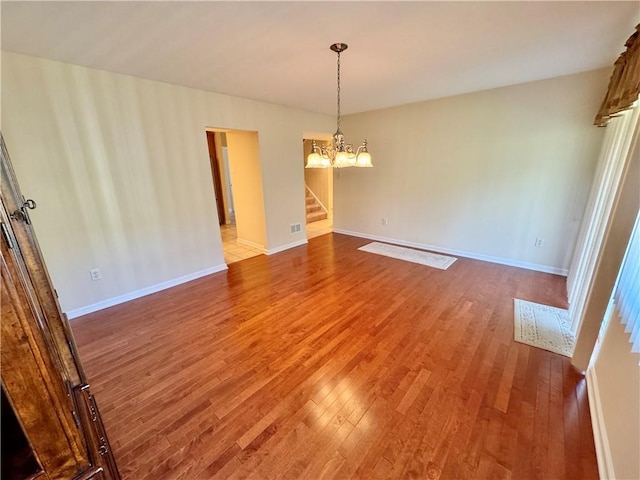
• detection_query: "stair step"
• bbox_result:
[306,210,328,223]
[306,204,322,213]
[305,189,326,223]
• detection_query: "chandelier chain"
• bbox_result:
[336,50,341,132]
[304,42,372,168]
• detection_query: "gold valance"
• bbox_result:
[595,24,640,126]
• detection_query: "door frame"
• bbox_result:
[206,131,226,226]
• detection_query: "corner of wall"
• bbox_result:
[586,366,615,480]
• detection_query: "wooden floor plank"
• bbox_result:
[71,233,599,479]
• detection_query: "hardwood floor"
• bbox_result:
[71,233,599,479]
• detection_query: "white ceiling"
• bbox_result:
[2,1,638,115]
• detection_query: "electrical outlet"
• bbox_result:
[382,218,388,226]
[535,238,544,248]
[90,268,102,281]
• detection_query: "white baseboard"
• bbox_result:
[332,229,568,276]
[237,237,265,251]
[66,264,228,319]
[586,367,615,480]
[266,239,308,255]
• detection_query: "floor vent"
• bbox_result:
[290,223,301,235]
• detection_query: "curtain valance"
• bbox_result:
[595,24,640,126]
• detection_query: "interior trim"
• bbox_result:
[333,229,568,276]
[586,366,615,480]
[66,265,228,319]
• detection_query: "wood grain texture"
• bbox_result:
[71,233,599,479]
[1,236,89,479]
[2,134,121,480]
[1,135,84,386]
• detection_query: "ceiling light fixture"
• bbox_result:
[306,43,372,169]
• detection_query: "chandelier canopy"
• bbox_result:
[306,43,372,169]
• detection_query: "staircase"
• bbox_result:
[305,188,327,224]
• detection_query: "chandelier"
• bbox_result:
[306,43,372,168]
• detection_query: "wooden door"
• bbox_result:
[1,134,120,480]
[206,131,226,225]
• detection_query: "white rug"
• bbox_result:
[358,242,457,270]
[513,299,575,357]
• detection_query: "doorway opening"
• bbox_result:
[206,129,266,264]
[302,138,333,239]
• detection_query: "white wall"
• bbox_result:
[336,69,610,273]
[591,311,640,480]
[2,52,332,315]
[576,121,639,479]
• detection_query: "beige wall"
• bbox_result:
[0,51,612,315]
[336,69,610,273]
[225,130,266,248]
[1,52,332,315]
[593,310,640,480]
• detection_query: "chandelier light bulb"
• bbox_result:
[356,151,372,167]
[306,151,322,168]
[334,151,349,168]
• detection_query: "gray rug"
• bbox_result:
[358,242,457,270]
[514,299,575,357]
